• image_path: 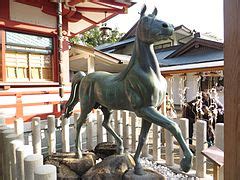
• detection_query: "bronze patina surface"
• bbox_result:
[64,5,193,175]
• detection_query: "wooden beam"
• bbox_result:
[161,66,223,75]
[87,55,95,74]
[224,0,240,179]
[70,54,91,61]
[76,7,126,14]
[0,18,56,35]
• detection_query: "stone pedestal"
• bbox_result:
[94,142,117,159]
[24,154,43,180]
[34,164,57,180]
[123,169,166,180]
[44,152,96,179]
[82,154,135,180]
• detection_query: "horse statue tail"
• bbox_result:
[64,71,86,118]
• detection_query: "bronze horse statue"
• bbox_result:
[64,5,193,175]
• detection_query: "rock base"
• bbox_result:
[82,153,135,180]
[44,152,96,179]
[123,169,166,180]
[94,142,117,159]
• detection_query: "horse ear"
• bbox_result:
[152,7,158,16]
[140,4,146,17]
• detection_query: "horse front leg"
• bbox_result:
[136,106,193,173]
[133,119,152,175]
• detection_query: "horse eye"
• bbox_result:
[143,17,149,22]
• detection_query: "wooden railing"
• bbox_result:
[0,89,71,124]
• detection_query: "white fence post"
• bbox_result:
[32,117,42,154]
[122,111,130,152]
[141,117,149,158]
[86,115,94,150]
[215,123,224,151]
[73,112,80,150]
[165,129,174,166]
[0,116,5,124]
[97,110,103,144]
[62,117,70,152]
[34,164,57,180]
[14,118,24,142]
[47,115,56,154]
[215,123,224,180]
[24,154,43,180]
[178,118,189,160]
[114,110,122,137]
[142,137,149,157]
[130,113,137,152]
[16,146,25,180]
[16,145,34,180]
[152,124,161,161]
[0,125,8,177]
[2,129,15,179]
[196,120,207,178]
[10,140,23,180]
[5,134,20,180]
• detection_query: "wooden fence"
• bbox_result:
[0,110,224,179]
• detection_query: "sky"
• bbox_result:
[107,0,224,40]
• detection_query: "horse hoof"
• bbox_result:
[180,155,193,173]
[75,150,83,159]
[117,145,124,154]
[134,165,146,175]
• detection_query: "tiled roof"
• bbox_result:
[120,23,192,41]
[96,37,135,51]
[97,37,224,70]
[159,46,223,66]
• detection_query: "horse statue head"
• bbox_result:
[136,5,174,44]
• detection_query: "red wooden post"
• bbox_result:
[53,104,59,116]
[0,30,6,82]
[16,93,23,119]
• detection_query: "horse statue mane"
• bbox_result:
[64,4,193,175]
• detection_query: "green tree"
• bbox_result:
[70,27,124,47]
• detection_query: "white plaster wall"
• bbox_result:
[186,73,199,102]
[10,0,56,28]
[217,90,224,105]
[172,75,180,105]
[171,73,224,106]
[69,20,92,34]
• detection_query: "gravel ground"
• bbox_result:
[141,158,196,180]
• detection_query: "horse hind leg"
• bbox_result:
[101,106,124,154]
[75,104,94,158]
